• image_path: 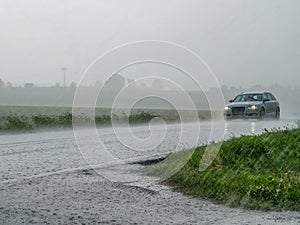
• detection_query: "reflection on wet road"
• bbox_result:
[0,117,299,224]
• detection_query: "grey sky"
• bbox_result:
[0,0,299,88]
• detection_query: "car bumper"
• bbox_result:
[224,109,260,119]
[224,113,260,119]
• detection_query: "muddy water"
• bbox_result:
[0,118,299,224]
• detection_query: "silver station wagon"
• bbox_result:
[224,92,280,120]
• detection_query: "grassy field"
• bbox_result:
[0,105,217,118]
[0,111,166,132]
[150,125,300,211]
[0,105,221,132]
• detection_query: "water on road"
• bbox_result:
[0,118,299,224]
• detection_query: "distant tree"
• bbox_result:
[127,79,136,88]
[95,81,103,87]
[127,79,135,83]
[55,83,60,87]
[100,74,126,108]
[104,74,125,90]
[152,79,163,90]
[24,83,35,88]
[0,78,5,87]
[140,83,148,88]
[70,81,77,88]
[6,82,12,87]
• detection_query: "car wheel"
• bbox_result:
[275,108,280,119]
[259,108,265,120]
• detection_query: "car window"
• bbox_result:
[233,95,244,102]
[263,93,269,101]
[266,93,272,100]
[233,94,262,102]
[248,94,262,101]
[268,93,276,100]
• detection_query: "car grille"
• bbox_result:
[232,107,245,116]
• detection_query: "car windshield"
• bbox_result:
[233,94,262,102]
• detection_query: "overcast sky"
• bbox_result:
[0,0,299,88]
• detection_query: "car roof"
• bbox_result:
[240,91,266,95]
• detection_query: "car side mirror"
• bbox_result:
[229,99,234,103]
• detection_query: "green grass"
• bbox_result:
[150,126,300,211]
[0,105,219,133]
[0,105,219,120]
[0,111,167,132]
[0,112,74,131]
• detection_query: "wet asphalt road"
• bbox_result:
[0,118,300,224]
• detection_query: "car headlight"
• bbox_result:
[225,106,230,110]
[248,105,257,110]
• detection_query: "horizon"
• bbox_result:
[1,0,300,89]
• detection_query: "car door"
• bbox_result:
[263,93,273,115]
[267,93,276,115]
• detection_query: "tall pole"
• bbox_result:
[61,67,67,87]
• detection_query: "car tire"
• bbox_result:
[258,108,265,120]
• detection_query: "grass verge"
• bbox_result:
[150,127,300,211]
[0,111,162,132]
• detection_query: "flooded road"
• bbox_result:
[0,117,299,224]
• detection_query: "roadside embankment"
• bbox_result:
[150,125,300,211]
